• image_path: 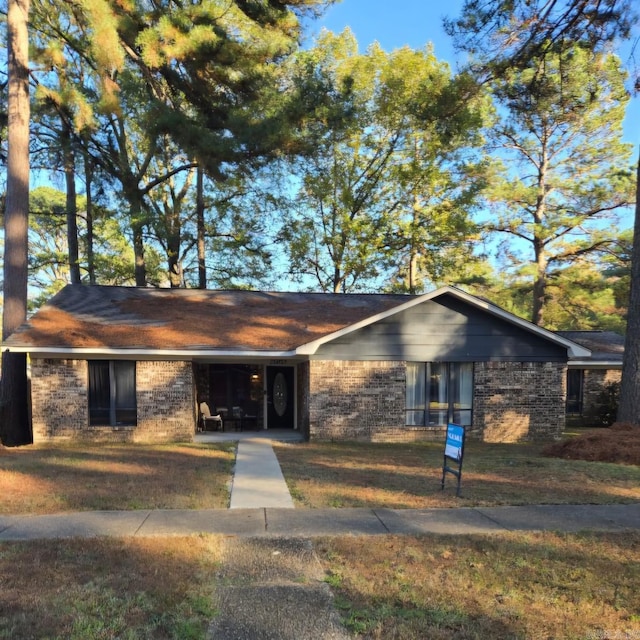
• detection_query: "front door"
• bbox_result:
[266,366,295,429]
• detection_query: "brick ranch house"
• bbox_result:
[1,284,618,444]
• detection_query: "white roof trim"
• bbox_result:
[568,360,622,368]
[3,346,298,359]
[295,285,592,358]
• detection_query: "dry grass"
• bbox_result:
[274,440,640,508]
[0,536,224,639]
[317,532,640,639]
[0,443,235,515]
[2,533,637,639]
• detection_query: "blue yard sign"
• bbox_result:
[441,423,466,497]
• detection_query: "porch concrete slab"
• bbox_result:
[375,507,506,535]
[0,510,150,541]
[265,508,389,536]
[138,508,266,537]
[196,429,304,444]
[476,503,640,532]
[230,440,294,509]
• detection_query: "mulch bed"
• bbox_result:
[543,423,640,465]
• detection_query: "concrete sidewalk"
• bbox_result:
[0,503,638,541]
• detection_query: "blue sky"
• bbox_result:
[309,0,464,64]
[306,0,640,148]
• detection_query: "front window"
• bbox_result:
[88,360,137,426]
[406,362,473,427]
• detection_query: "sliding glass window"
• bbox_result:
[406,362,473,427]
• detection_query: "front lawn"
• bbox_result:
[0,443,236,514]
[1,532,638,639]
[273,440,640,508]
[316,531,640,639]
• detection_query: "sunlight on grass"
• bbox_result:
[44,459,155,475]
[275,441,640,509]
[0,443,236,515]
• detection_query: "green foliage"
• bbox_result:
[482,44,634,324]
[279,30,488,293]
[589,381,621,427]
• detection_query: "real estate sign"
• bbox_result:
[445,423,465,460]
[441,423,466,497]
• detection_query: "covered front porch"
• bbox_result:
[194,361,307,436]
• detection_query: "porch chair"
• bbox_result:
[199,402,223,432]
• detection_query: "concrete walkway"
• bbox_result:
[0,504,639,541]
[230,439,294,509]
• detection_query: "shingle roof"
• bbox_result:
[557,330,624,363]
[3,284,414,352]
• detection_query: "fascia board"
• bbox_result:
[2,346,298,360]
[568,360,622,368]
[296,285,592,358]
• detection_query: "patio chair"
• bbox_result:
[199,402,223,432]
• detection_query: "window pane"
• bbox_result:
[406,363,426,426]
[406,363,426,410]
[453,409,472,426]
[406,410,425,426]
[452,363,473,409]
[114,361,137,425]
[427,363,448,425]
[89,361,110,425]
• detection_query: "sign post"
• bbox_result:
[441,423,465,497]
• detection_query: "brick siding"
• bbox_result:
[309,360,409,441]
[473,361,566,441]
[31,358,195,443]
[309,359,566,443]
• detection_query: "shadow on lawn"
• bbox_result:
[318,531,640,639]
[0,535,223,639]
[274,442,640,508]
[0,443,236,514]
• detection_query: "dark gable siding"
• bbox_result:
[312,294,568,362]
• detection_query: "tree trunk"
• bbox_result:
[133,219,146,286]
[130,193,146,287]
[1,0,32,446]
[197,166,207,289]
[617,154,640,425]
[531,240,547,326]
[63,121,81,284]
[167,207,182,288]
[84,151,96,284]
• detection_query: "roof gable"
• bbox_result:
[298,286,591,358]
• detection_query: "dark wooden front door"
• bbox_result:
[266,366,294,429]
